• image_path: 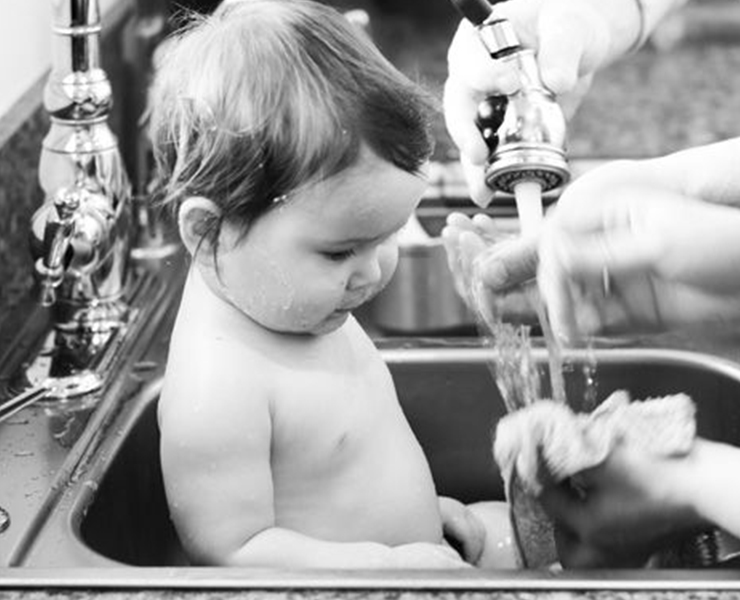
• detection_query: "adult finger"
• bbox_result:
[536,1,609,96]
[535,6,584,95]
[476,235,538,292]
[443,76,491,166]
[460,154,496,208]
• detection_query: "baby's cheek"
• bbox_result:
[377,245,399,289]
[267,274,346,331]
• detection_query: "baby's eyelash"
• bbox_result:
[323,248,356,262]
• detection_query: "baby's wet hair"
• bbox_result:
[149,0,437,250]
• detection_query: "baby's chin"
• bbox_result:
[310,310,351,335]
[259,308,352,337]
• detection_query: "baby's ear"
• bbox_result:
[178,197,221,264]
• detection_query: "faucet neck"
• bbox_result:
[46,0,111,122]
[34,0,133,328]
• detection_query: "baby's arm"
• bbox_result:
[160,364,467,569]
[441,498,520,569]
[160,369,279,566]
[439,496,485,565]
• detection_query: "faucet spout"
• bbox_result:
[31,182,130,324]
[34,187,80,307]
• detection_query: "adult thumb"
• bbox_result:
[536,10,584,95]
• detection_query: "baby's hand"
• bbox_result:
[467,501,520,569]
[439,496,486,565]
[390,542,471,569]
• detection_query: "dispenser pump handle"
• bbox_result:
[449,0,521,58]
[448,0,493,26]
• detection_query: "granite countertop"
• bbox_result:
[0,591,734,600]
[1,579,740,600]
[0,591,738,600]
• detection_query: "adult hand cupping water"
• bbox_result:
[537,143,740,343]
[445,139,740,344]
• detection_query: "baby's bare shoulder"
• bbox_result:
[160,334,277,440]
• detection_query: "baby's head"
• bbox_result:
[150,0,435,335]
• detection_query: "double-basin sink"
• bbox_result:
[10,336,740,586]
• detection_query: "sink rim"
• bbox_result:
[3,564,740,590]
[14,342,740,588]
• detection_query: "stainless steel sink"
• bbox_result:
[14,342,740,587]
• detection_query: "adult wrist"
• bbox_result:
[601,0,688,61]
[669,439,719,529]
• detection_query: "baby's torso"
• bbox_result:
[161,300,443,548]
[267,322,442,546]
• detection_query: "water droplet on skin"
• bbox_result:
[0,507,10,533]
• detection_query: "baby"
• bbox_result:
[150,0,511,568]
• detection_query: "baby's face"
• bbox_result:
[213,148,428,335]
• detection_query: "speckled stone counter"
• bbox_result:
[2,586,740,600]
[0,593,733,600]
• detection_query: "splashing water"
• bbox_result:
[466,181,580,412]
[471,275,540,412]
[513,181,543,237]
[467,182,602,569]
[470,264,567,412]
[451,181,600,413]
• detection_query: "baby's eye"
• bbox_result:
[322,248,356,262]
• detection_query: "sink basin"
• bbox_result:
[17,342,740,585]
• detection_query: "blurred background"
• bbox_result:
[2,0,740,315]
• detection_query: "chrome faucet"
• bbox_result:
[449,0,570,195]
[24,0,134,397]
[32,0,133,330]
[1,0,184,419]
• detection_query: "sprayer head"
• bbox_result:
[479,50,570,195]
[485,148,570,194]
[448,0,570,195]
